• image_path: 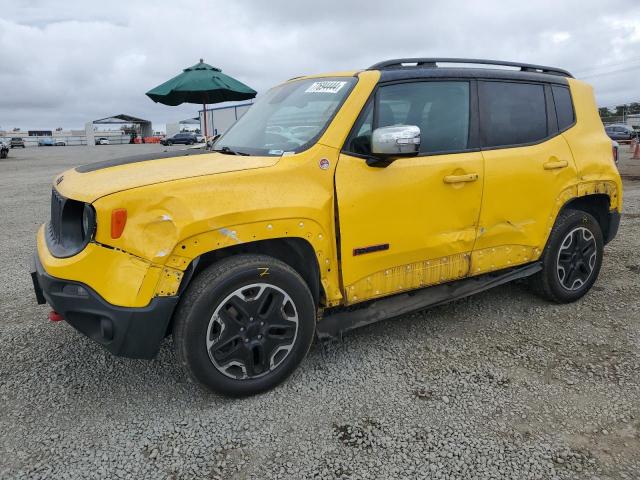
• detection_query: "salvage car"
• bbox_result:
[160,132,198,146]
[10,137,25,148]
[605,124,636,141]
[32,58,622,396]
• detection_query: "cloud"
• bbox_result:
[1,0,639,130]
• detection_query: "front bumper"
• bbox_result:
[31,253,179,359]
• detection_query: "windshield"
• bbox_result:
[215,77,356,156]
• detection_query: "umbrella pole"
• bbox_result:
[203,102,207,138]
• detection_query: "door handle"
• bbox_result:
[443,173,479,184]
[543,159,568,170]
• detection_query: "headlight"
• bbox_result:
[82,204,96,241]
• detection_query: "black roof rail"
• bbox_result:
[367,58,573,78]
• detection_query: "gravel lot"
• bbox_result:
[1,145,639,480]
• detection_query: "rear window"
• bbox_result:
[552,85,575,131]
[479,81,548,148]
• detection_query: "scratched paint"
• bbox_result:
[219,228,241,244]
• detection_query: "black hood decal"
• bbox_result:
[75,150,211,173]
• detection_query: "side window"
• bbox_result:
[344,101,373,155]
[479,81,547,148]
[377,81,470,154]
[552,85,575,131]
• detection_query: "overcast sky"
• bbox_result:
[1,0,639,130]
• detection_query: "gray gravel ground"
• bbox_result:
[1,145,639,480]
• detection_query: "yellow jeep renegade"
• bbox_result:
[31,58,621,396]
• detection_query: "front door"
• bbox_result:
[335,80,484,304]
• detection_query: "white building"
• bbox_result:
[199,102,253,136]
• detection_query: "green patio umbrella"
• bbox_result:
[146,59,256,137]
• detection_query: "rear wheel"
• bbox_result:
[173,254,316,396]
[531,209,603,303]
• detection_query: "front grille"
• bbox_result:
[48,188,65,246]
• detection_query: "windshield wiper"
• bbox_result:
[215,146,250,156]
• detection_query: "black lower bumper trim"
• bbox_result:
[31,253,179,359]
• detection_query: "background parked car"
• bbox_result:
[0,141,8,158]
[54,138,66,146]
[605,124,637,141]
[10,137,25,148]
[38,137,55,146]
[160,132,198,145]
[95,137,110,145]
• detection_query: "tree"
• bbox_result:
[599,107,612,118]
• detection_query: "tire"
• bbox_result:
[173,254,316,396]
[531,208,603,303]
[167,141,172,146]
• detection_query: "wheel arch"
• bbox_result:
[559,193,613,241]
[176,236,323,308]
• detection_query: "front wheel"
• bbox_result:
[173,254,316,396]
[531,209,604,303]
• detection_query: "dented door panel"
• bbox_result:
[473,135,578,273]
[335,151,484,304]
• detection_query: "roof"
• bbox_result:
[93,114,151,124]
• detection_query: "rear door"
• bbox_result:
[335,80,484,304]
[473,80,578,274]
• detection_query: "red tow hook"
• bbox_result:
[48,310,64,322]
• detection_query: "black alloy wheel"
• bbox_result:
[556,227,598,291]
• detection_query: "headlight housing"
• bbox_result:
[46,189,96,258]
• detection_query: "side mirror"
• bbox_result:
[371,125,420,157]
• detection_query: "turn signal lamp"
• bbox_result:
[111,209,127,238]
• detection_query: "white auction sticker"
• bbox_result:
[305,81,347,94]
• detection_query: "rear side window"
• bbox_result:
[552,85,575,131]
[479,81,547,148]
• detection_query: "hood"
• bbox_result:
[54,150,280,203]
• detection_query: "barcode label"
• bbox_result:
[305,81,347,94]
